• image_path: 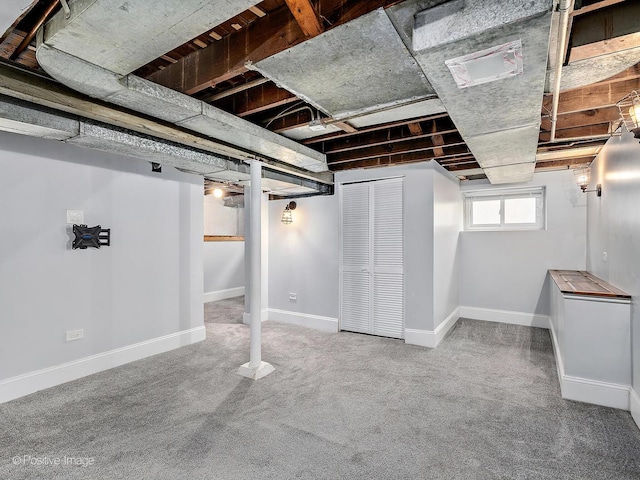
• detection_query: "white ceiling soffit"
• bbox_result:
[249,8,435,121]
[412,0,553,184]
[0,0,32,39]
[36,3,328,175]
[44,0,260,75]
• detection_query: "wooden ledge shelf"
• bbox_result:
[549,270,630,299]
[204,235,244,242]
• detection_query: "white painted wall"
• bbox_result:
[586,132,640,422]
[459,170,586,317]
[268,194,339,319]
[203,194,244,236]
[202,195,244,301]
[203,241,244,296]
[0,131,204,383]
[432,163,462,329]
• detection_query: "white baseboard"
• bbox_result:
[0,326,206,404]
[204,286,244,303]
[630,388,640,431]
[242,309,268,324]
[561,375,630,410]
[459,306,550,329]
[405,308,460,348]
[549,318,629,410]
[268,308,338,332]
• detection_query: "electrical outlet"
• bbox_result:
[66,210,84,224]
[66,329,83,341]
[602,252,608,262]
[289,293,297,303]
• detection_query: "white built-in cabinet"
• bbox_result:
[339,178,404,339]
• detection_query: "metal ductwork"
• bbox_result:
[247,8,439,134]
[34,0,328,178]
[0,93,332,195]
[411,0,553,184]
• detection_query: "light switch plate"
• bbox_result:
[66,210,84,224]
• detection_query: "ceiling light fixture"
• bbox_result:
[573,167,601,196]
[281,201,296,224]
[213,188,224,198]
[616,90,640,141]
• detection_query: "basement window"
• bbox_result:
[463,187,545,231]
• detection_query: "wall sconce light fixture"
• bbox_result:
[574,167,602,196]
[616,90,640,141]
[281,201,296,224]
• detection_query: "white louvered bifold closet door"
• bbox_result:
[340,182,371,334]
[340,178,404,339]
[372,178,404,338]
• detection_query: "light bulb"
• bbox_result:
[628,97,640,127]
[213,188,223,198]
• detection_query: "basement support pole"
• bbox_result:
[238,160,274,380]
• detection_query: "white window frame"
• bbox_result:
[463,186,546,231]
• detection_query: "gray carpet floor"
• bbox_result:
[2,297,640,480]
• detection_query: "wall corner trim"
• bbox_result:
[630,388,640,431]
[405,308,460,348]
[204,286,245,303]
[0,326,206,404]
[268,308,339,332]
[459,306,550,329]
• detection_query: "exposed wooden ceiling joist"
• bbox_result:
[283,0,324,38]
[145,0,401,96]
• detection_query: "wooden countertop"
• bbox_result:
[549,270,631,299]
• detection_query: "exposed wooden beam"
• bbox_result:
[570,32,640,63]
[543,77,640,114]
[249,6,267,18]
[208,31,222,40]
[535,157,597,169]
[284,0,323,38]
[192,38,207,48]
[201,77,270,102]
[430,120,445,157]
[541,106,619,131]
[539,123,611,142]
[302,113,450,144]
[333,121,357,133]
[148,7,304,94]
[146,1,400,95]
[214,81,298,117]
[407,122,423,135]
[572,0,626,17]
[319,122,457,155]
[327,134,465,164]
[329,147,471,171]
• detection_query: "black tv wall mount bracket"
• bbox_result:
[72,224,111,250]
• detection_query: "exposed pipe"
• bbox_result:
[10,0,60,60]
[59,0,70,19]
[549,0,575,142]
